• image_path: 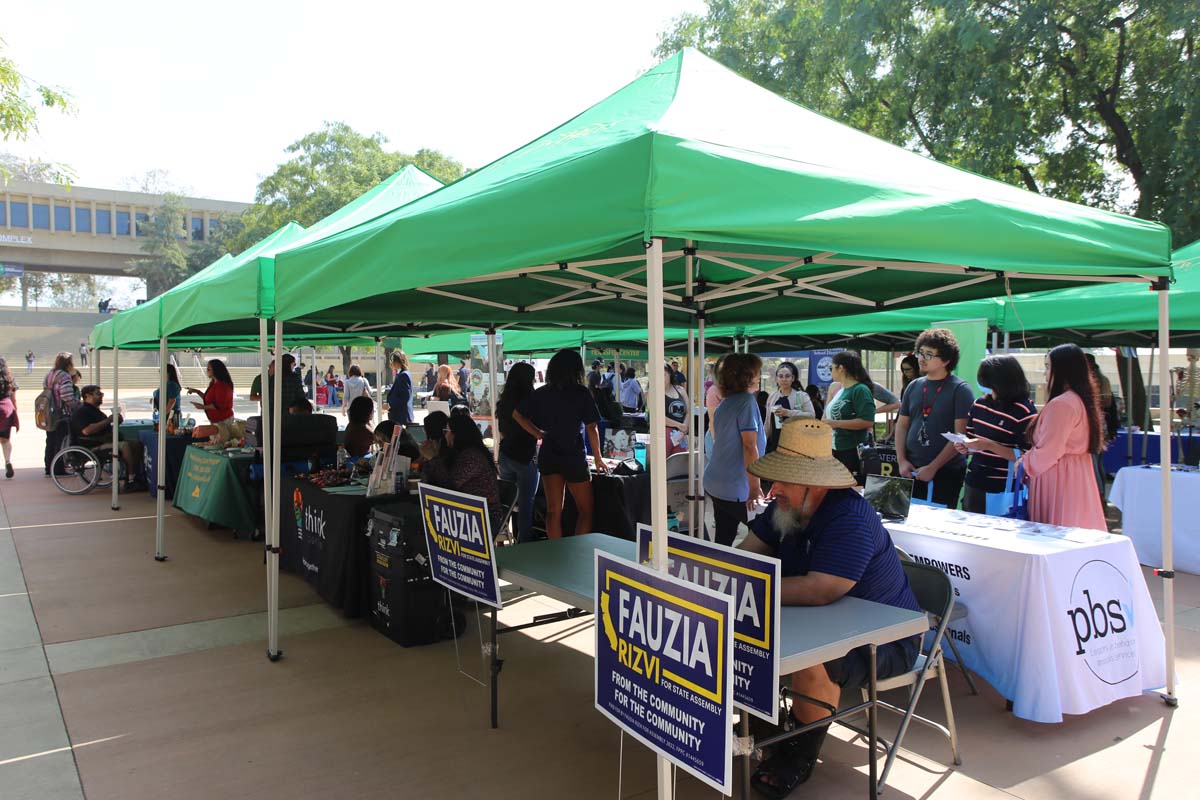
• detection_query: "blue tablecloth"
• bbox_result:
[1103,429,1199,474]
[138,430,190,500]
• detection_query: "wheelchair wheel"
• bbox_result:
[95,453,124,488]
[51,447,103,495]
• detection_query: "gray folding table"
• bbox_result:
[493,533,928,800]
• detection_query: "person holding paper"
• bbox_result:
[739,419,920,795]
[895,329,975,508]
[764,361,815,453]
[952,355,1036,514]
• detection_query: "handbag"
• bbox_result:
[909,480,946,509]
[985,450,1024,517]
[1005,463,1030,520]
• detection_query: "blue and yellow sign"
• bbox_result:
[418,483,501,608]
[637,525,782,722]
[594,551,733,794]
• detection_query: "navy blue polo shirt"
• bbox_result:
[749,489,920,612]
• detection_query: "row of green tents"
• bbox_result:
[88,49,1183,716]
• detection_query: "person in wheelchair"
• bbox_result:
[70,385,144,490]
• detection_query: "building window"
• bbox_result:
[191,215,204,241]
[116,210,131,235]
[10,201,29,228]
[54,205,71,231]
[0,202,6,226]
[135,212,149,235]
[75,207,91,233]
[96,209,112,234]
[32,203,50,229]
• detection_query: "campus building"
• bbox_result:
[0,179,248,277]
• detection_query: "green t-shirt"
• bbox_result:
[828,382,875,451]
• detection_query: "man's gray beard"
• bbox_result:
[772,504,804,538]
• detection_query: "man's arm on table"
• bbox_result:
[740,532,854,606]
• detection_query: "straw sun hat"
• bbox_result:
[748,418,856,488]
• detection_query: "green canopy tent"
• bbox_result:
[272,47,1178,737]
[86,167,444,661]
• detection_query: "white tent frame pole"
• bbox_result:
[1156,287,1177,705]
[644,238,674,800]
[154,336,168,561]
[258,320,275,656]
[375,340,384,426]
[269,320,284,661]
[1143,347,1156,463]
[1125,348,1134,466]
[684,243,696,537]
[697,311,707,540]
[111,345,120,511]
[487,330,499,463]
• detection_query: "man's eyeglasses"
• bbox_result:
[916,350,941,361]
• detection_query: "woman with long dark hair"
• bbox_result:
[153,364,182,428]
[425,409,502,534]
[661,362,691,456]
[343,396,375,457]
[764,361,815,452]
[187,359,238,441]
[496,362,540,542]
[953,356,1037,514]
[825,351,876,480]
[1022,344,1106,529]
[0,357,18,478]
[513,349,607,539]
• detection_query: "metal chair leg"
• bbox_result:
[936,655,962,766]
[945,635,979,695]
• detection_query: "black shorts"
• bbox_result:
[538,455,590,484]
[825,635,920,689]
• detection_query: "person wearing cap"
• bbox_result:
[740,418,920,796]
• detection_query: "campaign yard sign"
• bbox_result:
[594,551,734,794]
[418,483,502,608]
[637,525,781,722]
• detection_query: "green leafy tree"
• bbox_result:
[658,1,1200,244]
[186,212,244,274]
[127,193,188,298]
[46,274,105,310]
[0,37,73,183]
[233,121,466,250]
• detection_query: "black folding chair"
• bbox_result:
[895,545,978,694]
[495,478,518,545]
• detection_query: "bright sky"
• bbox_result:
[3,0,706,202]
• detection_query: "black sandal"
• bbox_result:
[750,740,816,799]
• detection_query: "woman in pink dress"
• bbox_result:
[1021,344,1107,530]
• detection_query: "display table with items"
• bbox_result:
[1109,465,1200,576]
[884,505,1166,723]
[118,420,155,442]
[138,429,191,500]
[172,445,260,537]
[278,471,411,617]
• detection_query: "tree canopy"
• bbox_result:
[233,121,465,250]
[127,193,188,299]
[658,0,1200,245]
[0,36,73,183]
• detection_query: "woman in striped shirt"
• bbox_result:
[956,355,1037,514]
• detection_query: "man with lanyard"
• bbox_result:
[895,328,975,508]
[740,419,920,795]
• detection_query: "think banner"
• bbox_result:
[637,525,782,722]
[594,551,733,794]
[418,483,502,608]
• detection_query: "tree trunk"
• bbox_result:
[339,346,352,375]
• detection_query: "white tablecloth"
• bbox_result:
[886,506,1165,723]
[1109,466,1200,576]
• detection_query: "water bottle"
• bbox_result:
[336,445,348,470]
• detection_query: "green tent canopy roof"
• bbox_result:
[90,166,443,350]
[274,49,1170,333]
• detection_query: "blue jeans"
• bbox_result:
[498,452,540,543]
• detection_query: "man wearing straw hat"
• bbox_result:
[740,418,921,796]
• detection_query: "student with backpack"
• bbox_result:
[0,358,18,478]
[38,352,80,476]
